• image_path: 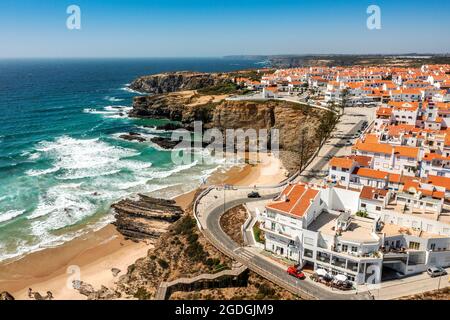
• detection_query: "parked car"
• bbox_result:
[247,191,261,198]
[287,266,305,279]
[427,267,447,277]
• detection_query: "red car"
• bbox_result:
[287,266,305,279]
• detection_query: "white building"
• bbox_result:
[260,183,450,285]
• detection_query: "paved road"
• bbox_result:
[197,188,371,300]
[301,106,374,183]
[193,107,375,300]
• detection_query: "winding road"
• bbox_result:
[193,107,375,300]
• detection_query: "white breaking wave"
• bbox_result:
[120,86,145,95]
[0,210,26,224]
[26,166,61,177]
[138,125,170,134]
[0,128,245,262]
[33,136,158,182]
[83,105,132,119]
[104,96,124,102]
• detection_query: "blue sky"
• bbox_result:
[1,0,449,58]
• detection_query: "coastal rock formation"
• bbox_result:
[130,93,335,173]
[119,132,146,142]
[72,280,121,300]
[131,95,325,150]
[129,71,231,94]
[112,195,183,240]
[150,136,181,150]
[0,291,15,300]
[111,268,121,277]
[130,91,217,124]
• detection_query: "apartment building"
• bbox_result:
[260,182,450,285]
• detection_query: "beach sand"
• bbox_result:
[0,152,286,300]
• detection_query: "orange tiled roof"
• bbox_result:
[354,140,419,158]
[329,157,355,169]
[353,168,414,185]
[425,175,450,191]
[360,186,388,201]
[349,155,372,167]
[377,108,393,116]
[266,184,319,217]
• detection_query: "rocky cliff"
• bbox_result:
[112,195,183,241]
[131,93,326,153]
[129,71,232,94]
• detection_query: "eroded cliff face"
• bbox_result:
[130,91,214,123]
[129,71,232,94]
[211,100,323,152]
[130,93,325,153]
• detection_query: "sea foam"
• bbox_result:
[0,210,26,224]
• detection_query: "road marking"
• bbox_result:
[234,247,255,261]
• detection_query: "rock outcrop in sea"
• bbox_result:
[112,195,183,241]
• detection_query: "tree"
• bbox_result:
[340,88,350,112]
[298,127,311,172]
[315,110,339,146]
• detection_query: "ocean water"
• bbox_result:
[0,58,259,261]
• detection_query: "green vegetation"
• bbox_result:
[356,210,369,218]
[133,287,151,300]
[174,215,210,264]
[315,110,339,146]
[157,258,169,269]
[253,223,264,244]
[174,215,197,234]
[197,82,241,95]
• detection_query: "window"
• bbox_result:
[351,246,358,252]
[361,203,367,208]
[409,241,420,250]
[304,237,314,246]
[304,249,313,258]
[342,245,348,252]
[430,243,436,251]
[376,206,381,211]
[341,176,346,181]
[271,222,276,231]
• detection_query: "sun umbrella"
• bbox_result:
[316,269,327,277]
[335,274,347,282]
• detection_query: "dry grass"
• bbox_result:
[170,271,301,300]
[219,205,247,246]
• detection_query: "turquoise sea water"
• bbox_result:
[0,58,259,261]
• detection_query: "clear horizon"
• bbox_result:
[1,0,450,58]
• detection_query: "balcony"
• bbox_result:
[304,249,314,258]
[331,258,347,269]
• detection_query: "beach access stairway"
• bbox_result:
[155,264,248,300]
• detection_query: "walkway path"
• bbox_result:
[155,265,248,300]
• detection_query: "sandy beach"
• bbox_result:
[0,152,286,300]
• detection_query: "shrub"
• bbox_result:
[356,210,369,218]
[187,233,199,244]
[134,287,151,300]
[174,216,196,234]
[258,284,275,297]
[157,259,169,269]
